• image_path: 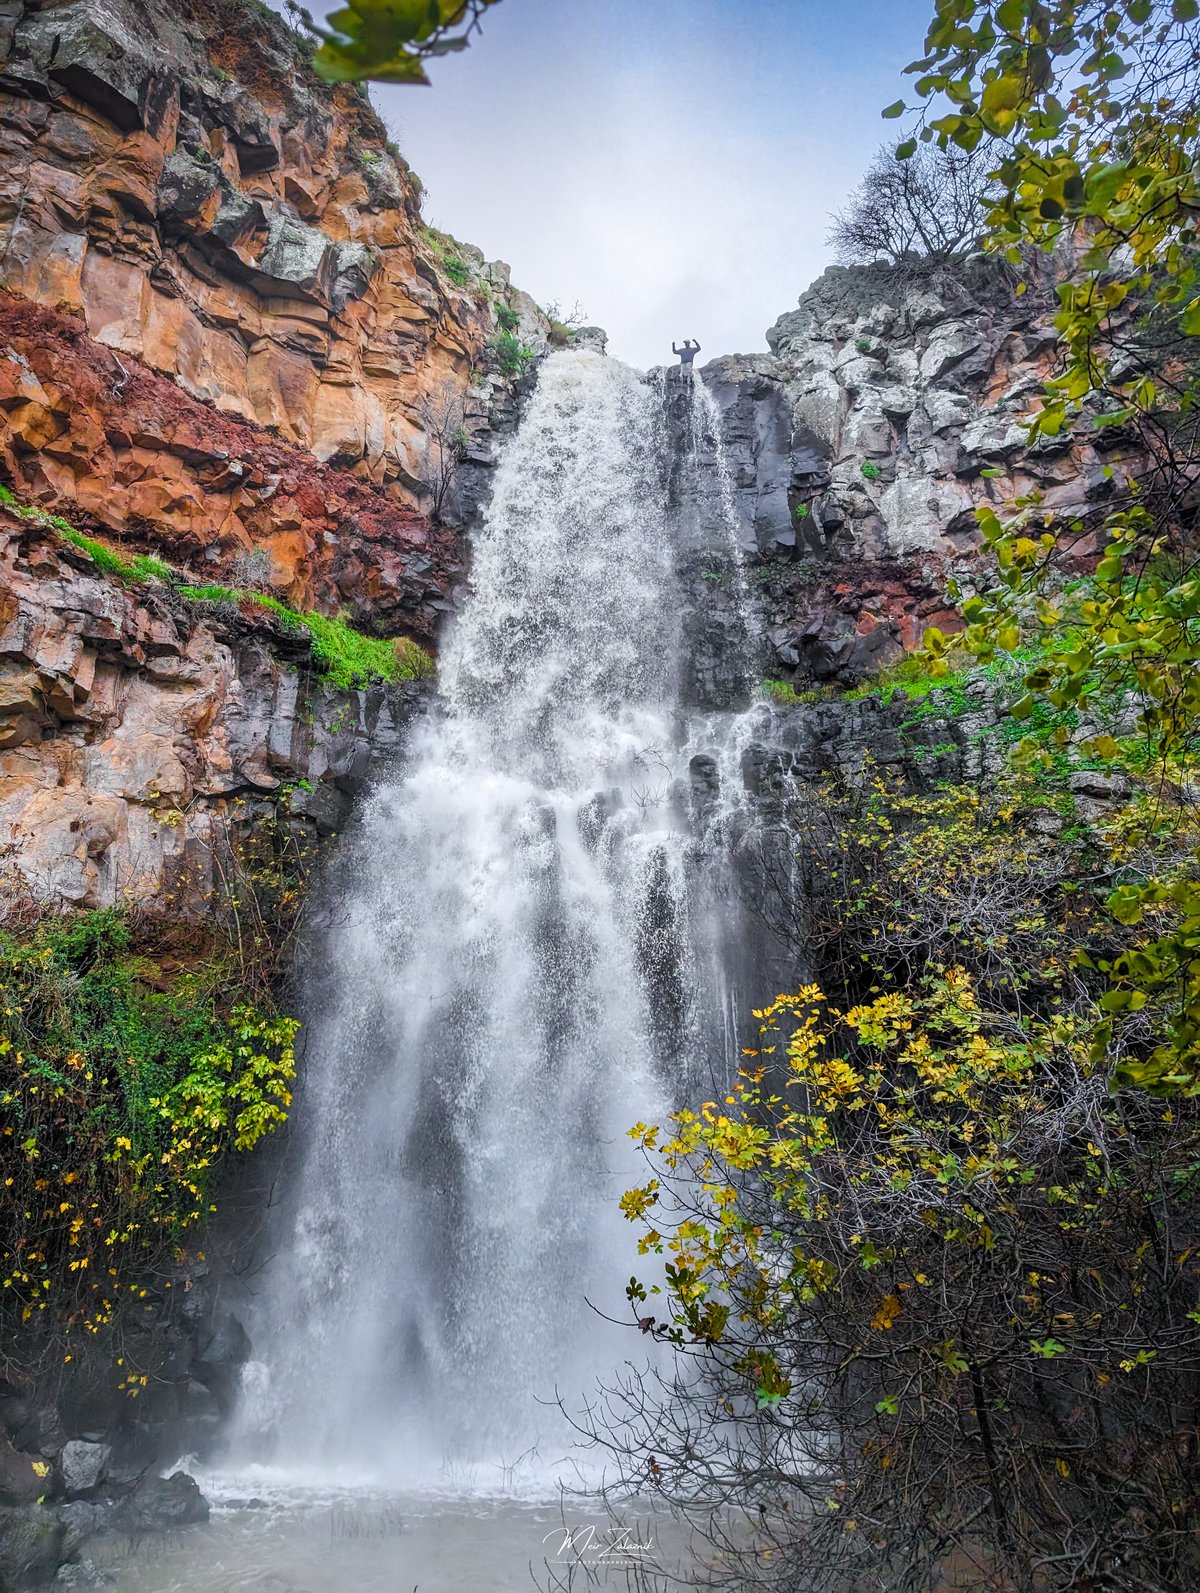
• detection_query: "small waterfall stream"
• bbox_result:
[236,351,763,1492]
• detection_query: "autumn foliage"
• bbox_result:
[0,911,295,1379]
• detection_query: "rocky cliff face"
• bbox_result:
[0,0,550,913]
[703,258,1147,681]
[0,0,549,490]
[0,507,424,909]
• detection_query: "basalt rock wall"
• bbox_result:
[0,0,549,914]
[0,0,549,496]
[0,509,426,910]
[701,258,1148,682]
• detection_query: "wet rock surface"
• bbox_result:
[0,1270,257,1586]
[0,292,461,642]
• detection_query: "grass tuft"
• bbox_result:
[178,586,433,689]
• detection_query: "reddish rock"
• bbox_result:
[0,293,459,643]
[0,0,549,501]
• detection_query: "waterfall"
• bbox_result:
[239,351,758,1489]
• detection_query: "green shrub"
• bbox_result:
[496,303,519,332]
[0,911,296,1355]
[492,330,533,375]
[860,459,881,480]
[176,586,433,689]
[855,336,872,353]
[421,226,471,286]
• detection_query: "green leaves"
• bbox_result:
[882,99,908,119]
[980,73,1025,132]
[0,910,298,1349]
[308,0,502,85]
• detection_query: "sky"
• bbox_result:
[274,0,934,369]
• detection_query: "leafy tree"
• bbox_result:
[878,0,1200,1094]
[615,971,1199,1593]
[287,0,502,84]
[600,713,1200,1588]
[601,765,1200,1589]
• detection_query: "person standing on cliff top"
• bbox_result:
[673,339,700,366]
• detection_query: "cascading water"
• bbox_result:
[236,350,761,1491]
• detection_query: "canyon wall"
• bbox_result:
[0,10,1146,1581]
[704,258,1146,681]
[0,0,552,913]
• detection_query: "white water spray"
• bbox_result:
[239,353,758,1489]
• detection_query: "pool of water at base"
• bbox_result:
[89,1483,698,1593]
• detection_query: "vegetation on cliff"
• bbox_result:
[612,757,1199,1589]
[0,485,433,692]
[176,587,434,690]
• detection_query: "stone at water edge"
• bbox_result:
[0,1506,66,1587]
[114,1471,209,1533]
[59,1444,108,1499]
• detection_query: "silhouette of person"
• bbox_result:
[673,339,701,366]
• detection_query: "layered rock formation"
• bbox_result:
[0,507,425,909]
[0,0,549,492]
[0,0,552,912]
[0,293,460,637]
[703,259,1146,680]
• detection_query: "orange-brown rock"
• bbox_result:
[0,0,560,920]
[0,0,548,502]
[0,292,460,640]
